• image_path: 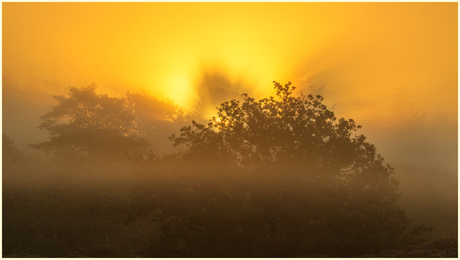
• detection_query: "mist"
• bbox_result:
[2,2,457,257]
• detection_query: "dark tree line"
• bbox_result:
[29,84,148,160]
[28,83,189,163]
[3,81,449,257]
[162,81,407,255]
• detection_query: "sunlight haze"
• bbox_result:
[2,3,458,257]
[4,3,456,116]
[3,3,457,167]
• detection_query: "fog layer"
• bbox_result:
[2,2,457,257]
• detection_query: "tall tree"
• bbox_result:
[31,83,149,161]
[169,81,407,254]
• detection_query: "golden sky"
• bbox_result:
[2,2,458,157]
[2,3,458,227]
[3,2,457,118]
[2,2,458,202]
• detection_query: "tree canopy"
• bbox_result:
[30,83,149,161]
[169,81,407,254]
[171,81,393,177]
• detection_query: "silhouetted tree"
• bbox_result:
[30,83,149,161]
[172,81,386,172]
[169,81,407,255]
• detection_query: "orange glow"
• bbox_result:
[2,2,457,121]
[2,4,457,247]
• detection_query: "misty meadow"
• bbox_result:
[2,2,458,258]
[3,81,457,257]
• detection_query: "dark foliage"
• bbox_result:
[30,83,150,162]
[167,81,408,255]
[3,81,456,257]
[3,173,456,257]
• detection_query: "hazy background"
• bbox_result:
[2,2,457,232]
